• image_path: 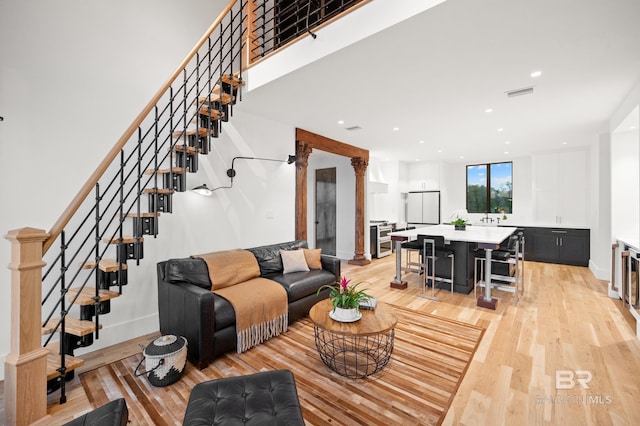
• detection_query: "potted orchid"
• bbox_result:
[317,276,373,322]
[449,209,469,230]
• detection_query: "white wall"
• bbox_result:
[368,160,400,225]
[0,0,300,381]
[403,156,534,226]
[606,83,640,283]
[590,133,612,280]
[611,128,640,242]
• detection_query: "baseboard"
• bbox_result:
[589,259,609,281]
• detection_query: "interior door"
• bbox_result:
[316,168,337,255]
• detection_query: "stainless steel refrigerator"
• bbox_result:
[406,191,440,225]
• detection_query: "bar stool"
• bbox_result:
[474,234,522,304]
[400,227,421,273]
[417,234,455,301]
[505,230,525,294]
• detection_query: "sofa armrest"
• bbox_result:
[157,262,216,369]
[320,254,341,282]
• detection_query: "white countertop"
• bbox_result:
[390,224,517,245]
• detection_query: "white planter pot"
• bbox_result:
[333,307,359,322]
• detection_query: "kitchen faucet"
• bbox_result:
[480,212,493,223]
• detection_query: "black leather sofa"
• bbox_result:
[157,240,340,369]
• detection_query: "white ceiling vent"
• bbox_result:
[506,86,534,98]
[345,125,363,131]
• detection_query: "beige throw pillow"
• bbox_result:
[280,249,310,274]
[303,248,322,269]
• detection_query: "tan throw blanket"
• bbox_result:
[194,250,288,353]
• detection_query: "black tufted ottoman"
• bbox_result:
[63,398,128,426]
[182,370,305,425]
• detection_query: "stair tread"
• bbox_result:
[42,317,101,337]
[102,236,144,244]
[83,259,128,272]
[198,92,234,105]
[67,286,120,306]
[144,167,187,175]
[198,107,223,119]
[142,188,174,194]
[221,74,244,87]
[123,212,161,218]
[46,348,84,381]
[172,145,200,154]
[171,127,211,139]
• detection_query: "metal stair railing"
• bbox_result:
[248,0,366,62]
[39,0,248,405]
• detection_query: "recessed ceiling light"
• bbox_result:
[631,125,637,130]
[419,140,425,144]
[562,142,567,145]
[459,156,465,159]
[393,127,400,131]
[505,141,511,144]
[531,70,542,78]
[497,128,504,132]
[337,120,344,124]
[437,149,443,153]
[485,108,493,113]
[415,158,420,161]
[504,151,509,154]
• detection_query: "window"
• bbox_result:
[466,162,512,214]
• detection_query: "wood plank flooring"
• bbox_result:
[4,256,640,425]
[77,305,483,425]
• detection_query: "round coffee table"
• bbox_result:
[309,299,397,378]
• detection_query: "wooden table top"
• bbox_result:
[309,299,397,336]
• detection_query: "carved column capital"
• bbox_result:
[295,143,312,170]
[351,157,368,177]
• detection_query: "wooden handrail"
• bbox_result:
[44,0,241,254]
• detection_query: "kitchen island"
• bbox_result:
[389,224,517,308]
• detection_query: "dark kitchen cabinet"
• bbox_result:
[530,227,590,266]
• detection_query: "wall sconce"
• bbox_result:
[201,155,296,193]
[191,184,213,196]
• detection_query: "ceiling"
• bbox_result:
[240,0,640,164]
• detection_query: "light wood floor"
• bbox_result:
[4,256,640,425]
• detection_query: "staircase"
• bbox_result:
[1,1,248,422]
[40,71,244,399]
[4,0,368,424]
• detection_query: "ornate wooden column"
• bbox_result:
[295,142,312,241]
[349,157,371,266]
[295,128,369,263]
[4,227,50,426]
